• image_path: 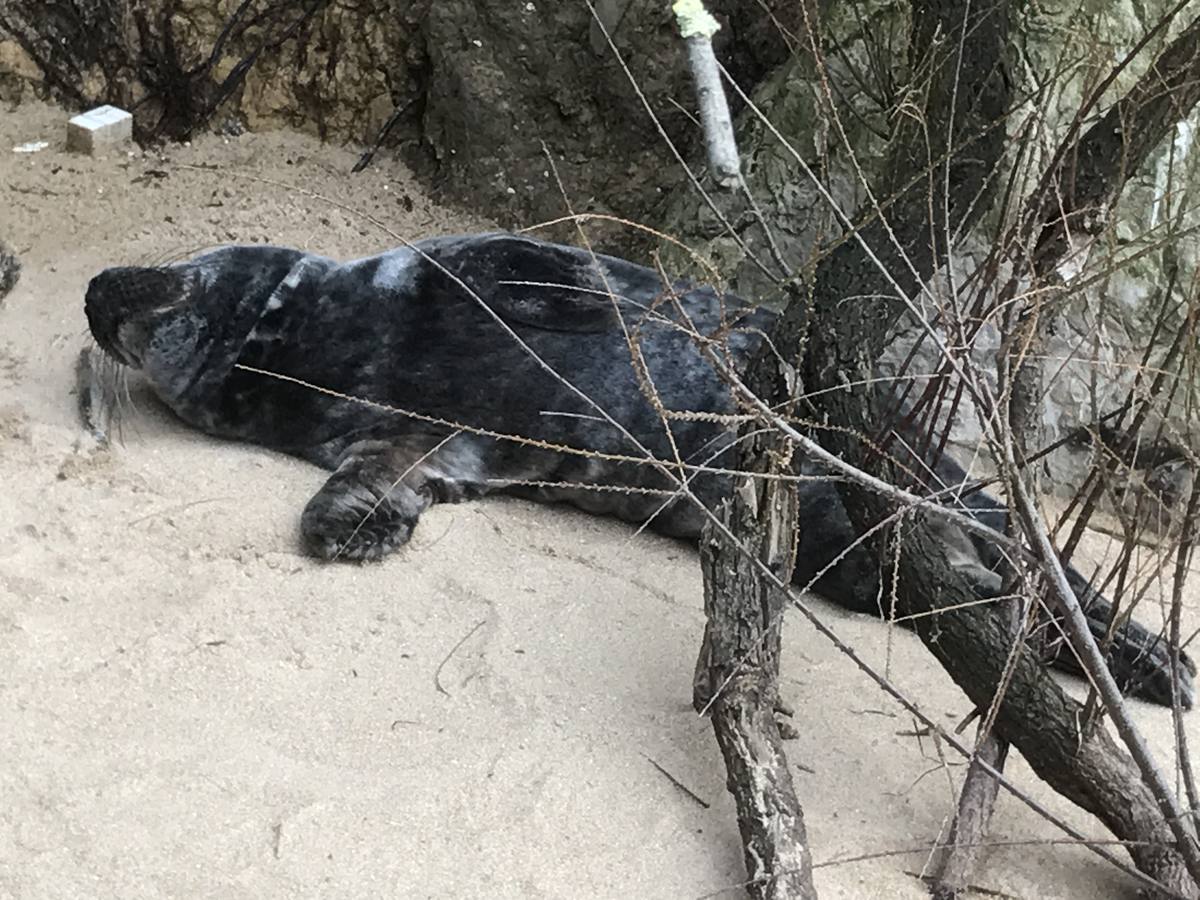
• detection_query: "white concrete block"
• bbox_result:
[66,105,133,155]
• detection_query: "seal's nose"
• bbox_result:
[83,266,184,366]
[84,270,127,364]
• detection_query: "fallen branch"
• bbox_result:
[695,466,816,900]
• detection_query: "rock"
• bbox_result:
[0,240,19,303]
[66,105,133,155]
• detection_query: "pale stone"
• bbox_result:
[66,105,133,155]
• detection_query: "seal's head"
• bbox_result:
[83,246,310,414]
[83,263,220,416]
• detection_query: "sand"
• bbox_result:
[0,98,1195,899]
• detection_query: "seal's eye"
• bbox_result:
[84,266,190,367]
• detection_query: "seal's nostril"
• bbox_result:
[84,271,138,366]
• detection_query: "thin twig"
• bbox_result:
[433,618,487,697]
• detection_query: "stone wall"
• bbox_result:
[917,5,1199,487]
[0,0,800,234]
[0,2,421,141]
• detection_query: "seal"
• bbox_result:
[83,232,1194,707]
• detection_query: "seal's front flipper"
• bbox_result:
[301,436,486,562]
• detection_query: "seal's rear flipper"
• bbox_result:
[300,436,488,562]
[1042,569,1196,708]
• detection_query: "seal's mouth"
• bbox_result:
[84,266,191,368]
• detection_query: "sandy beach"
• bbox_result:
[1,98,1194,899]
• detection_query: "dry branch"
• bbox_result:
[924,736,1009,899]
[697,2,1012,896]
[927,184,1059,898]
[673,0,741,187]
[694,430,815,900]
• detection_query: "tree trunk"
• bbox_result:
[708,0,1200,894]
[794,7,1200,894]
[695,461,816,899]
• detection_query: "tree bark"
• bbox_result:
[696,477,815,899]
